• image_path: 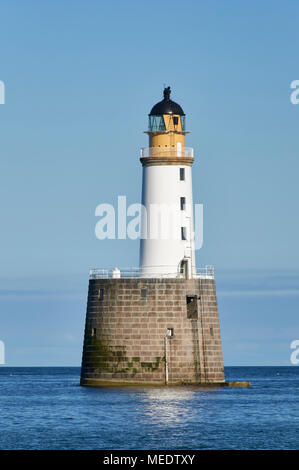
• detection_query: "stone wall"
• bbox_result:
[80,278,225,386]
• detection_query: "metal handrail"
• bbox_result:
[89,265,214,280]
[140,147,194,158]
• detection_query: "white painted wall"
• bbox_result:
[139,163,196,277]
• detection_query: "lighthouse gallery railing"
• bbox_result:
[140,147,194,158]
[89,266,214,280]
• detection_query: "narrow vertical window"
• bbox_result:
[180,168,185,181]
[98,288,104,301]
[181,227,187,240]
[210,327,214,337]
[167,328,174,338]
[91,328,96,337]
[180,197,186,211]
[141,289,147,298]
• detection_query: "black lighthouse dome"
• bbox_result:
[148,87,186,132]
[149,87,185,116]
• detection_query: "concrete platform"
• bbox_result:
[80,378,251,387]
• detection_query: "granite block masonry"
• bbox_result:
[80,278,225,386]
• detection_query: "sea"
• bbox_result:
[0,366,298,450]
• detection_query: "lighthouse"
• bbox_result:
[139,87,196,279]
[80,87,226,386]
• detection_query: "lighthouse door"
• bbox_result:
[180,260,188,279]
[177,142,182,157]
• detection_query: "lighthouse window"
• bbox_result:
[181,227,187,240]
[98,288,104,301]
[148,115,166,132]
[173,116,179,125]
[91,328,96,337]
[141,289,147,298]
[180,197,186,211]
[180,168,185,181]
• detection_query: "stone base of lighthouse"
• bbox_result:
[80,278,225,386]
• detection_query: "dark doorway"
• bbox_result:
[180,260,188,279]
[186,295,198,319]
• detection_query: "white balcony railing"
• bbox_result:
[140,147,194,159]
[89,265,214,280]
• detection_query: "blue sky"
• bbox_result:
[0,0,298,365]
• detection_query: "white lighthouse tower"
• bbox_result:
[139,87,196,279]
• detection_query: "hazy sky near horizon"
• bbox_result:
[0,0,298,366]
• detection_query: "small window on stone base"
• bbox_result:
[141,289,147,298]
[210,327,214,337]
[91,328,96,337]
[98,288,104,301]
[167,328,174,338]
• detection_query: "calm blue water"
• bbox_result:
[0,367,298,450]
